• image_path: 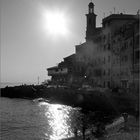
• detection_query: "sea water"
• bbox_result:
[0,97,82,140]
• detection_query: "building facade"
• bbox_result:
[47,2,139,92]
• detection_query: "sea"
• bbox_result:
[0,82,37,88]
[0,97,83,140]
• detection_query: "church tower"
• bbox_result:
[86,1,97,41]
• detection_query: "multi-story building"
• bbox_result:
[47,54,74,85]
[47,65,68,84]
[47,54,84,86]
[47,2,139,92]
[109,17,139,91]
[102,14,139,88]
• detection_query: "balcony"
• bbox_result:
[130,63,139,73]
[48,67,68,76]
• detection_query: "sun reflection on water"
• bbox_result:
[39,102,74,140]
[48,104,72,140]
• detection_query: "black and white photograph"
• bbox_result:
[0,0,140,139]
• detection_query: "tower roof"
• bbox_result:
[88,2,94,8]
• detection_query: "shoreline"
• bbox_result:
[1,84,138,113]
[1,85,139,140]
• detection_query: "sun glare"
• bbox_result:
[44,10,68,36]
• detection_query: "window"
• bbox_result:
[116,57,118,64]
[121,56,127,62]
[124,55,128,62]
[136,35,139,44]
[135,50,139,63]
[108,43,111,50]
[104,57,106,64]
[121,80,128,88]
[108,33,110,38]
[107,81,110,88]
[124,42,127,49]
[121,56,123,62]
[136,51,139,59]
[108,21,110,26]
[126,56,128,61]
[108,69,110,75]
[103,70,106,75]
[103,35,106,42]
[130,40,133,46]
[104,45,106,50]
[104,81,106,87]
[108,56,110,62]
[98,58,101,63]
[113,40,115,44]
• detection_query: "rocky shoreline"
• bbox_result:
[1,85,139,139]
[1,85,137,113]
[62,115,139,140]
[1,85,138,121]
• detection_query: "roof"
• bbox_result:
[88,2,94,7]
[75,42,87,52]
[95,27,102,34]
[47,66,58,70]
[76,42,86,47]
[63,54,76,60]
[103,14,137,24]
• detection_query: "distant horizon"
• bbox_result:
[1,77,50,84]
[0,81,42,88]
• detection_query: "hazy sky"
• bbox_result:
[1,0,140,84]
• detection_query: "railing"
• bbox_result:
[48,68,68,76]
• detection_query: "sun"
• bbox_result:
[44,10,68,36]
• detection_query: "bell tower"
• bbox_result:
[86,1,97,41]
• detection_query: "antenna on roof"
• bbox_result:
[103,13,105,18]
[123,9,126,14]
[113,7,116,14]
[110,11,112,15]
[37,76,39,85]
[137,9,140,15]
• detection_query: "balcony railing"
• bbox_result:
[48,68,68,76]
